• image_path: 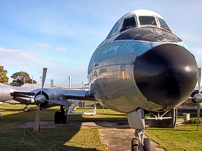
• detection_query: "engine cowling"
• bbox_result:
[181,90,202,107]
[34,88,64,109]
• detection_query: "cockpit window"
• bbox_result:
[158,17,171,31]
[107,21,121,38]
[139,16,157,25]
[121,16,136,32]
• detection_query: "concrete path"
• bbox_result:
[99,129,164,151]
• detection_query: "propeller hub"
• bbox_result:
[194,93,202,103]
[35,94,46,104]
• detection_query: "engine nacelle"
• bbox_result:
[34,88,65,109]
[181,90,202,107]
[194,93,202,103]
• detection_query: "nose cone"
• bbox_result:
[134,44,197,106]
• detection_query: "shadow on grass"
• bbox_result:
[0,107,37,112]
[98,113,126,116]
[0,108,106,151]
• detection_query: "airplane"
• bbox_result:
[0,83,36,111]
[1,9,202,151]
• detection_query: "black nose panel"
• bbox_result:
[134,44,197,106]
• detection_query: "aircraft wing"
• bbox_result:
[62,89,95,100]
[10,88,95,107]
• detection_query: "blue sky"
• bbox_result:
[0,0,202,85]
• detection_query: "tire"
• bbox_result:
[61,114,67,124]
[54,112,61,124]
[144,138,150,151]
[24,107,29,112]
[131,138,138,151]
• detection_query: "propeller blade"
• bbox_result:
[197,103,200,131]
[196,68,201,131]
[33,68,47,132]
[198,68,201,91]
[41,68,47,94]
[33,104,40,132]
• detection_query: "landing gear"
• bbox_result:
[143,138,150,151]
[128,109,151,151]
[149,108,177,128]
[131,129,150,151]
[131,130,151,151]
[24,104,29,112]
[54,105,67,124]
[131,138,138,151]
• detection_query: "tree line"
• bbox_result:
[0,65,37,86]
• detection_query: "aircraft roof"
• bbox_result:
[122,9,164,19]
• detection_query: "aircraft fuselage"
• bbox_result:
[88,10,198,113]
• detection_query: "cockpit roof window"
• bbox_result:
[139,16,157,26]
[158,17,171,31]
[121,16,136,32]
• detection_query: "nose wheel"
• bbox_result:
[128,109,151,151]
[131,138,150,151]
[131,129,150,151]
[143,138,150,151]
[131,138,138,151]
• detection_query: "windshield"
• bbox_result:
[107,21,121,38]
[121,16,136,32]
[139,16,157,26]
[158,17,171,31]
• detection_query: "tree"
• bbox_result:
[0,66,9,83]
[10,71,37,86]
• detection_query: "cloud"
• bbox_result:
[35,44,52,49]
[0,47,88,84]
[0,47,45,66]
[46,65,88,85]
[35,44,67,52]
[0,47,49,80]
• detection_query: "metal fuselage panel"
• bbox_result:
[0,86,13,101]
[88,40,164,113]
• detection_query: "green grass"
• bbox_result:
[146,124,202,151]
[0,104,121,151]
[0,128,107,151]
[2,104,202,151]
[0,127,108,151]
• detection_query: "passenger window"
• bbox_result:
[121,16,136,32]
[158,17,171,31]
[139,16,157,25]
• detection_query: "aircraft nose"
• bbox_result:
[134,44,198,106]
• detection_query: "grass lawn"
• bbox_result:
[146,125,202,151]
[0,127,107,151]
[1,104,202,151]
[0,104,123,151]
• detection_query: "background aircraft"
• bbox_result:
[0,83,37,111]
[1,9,202,151]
